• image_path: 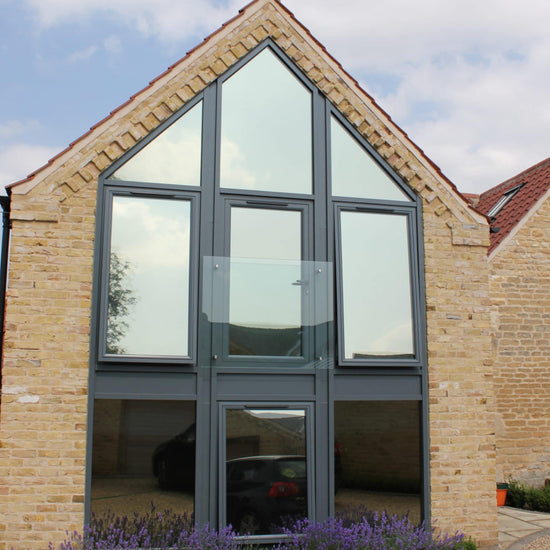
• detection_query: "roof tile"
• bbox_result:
[476,157,550,254]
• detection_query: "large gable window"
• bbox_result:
[220,48,312,194]
[92,40,427,537]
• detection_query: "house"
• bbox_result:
[0,1,497,548]
[471,157,550,488]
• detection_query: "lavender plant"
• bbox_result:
[49,505,238,550]
[49,505,474,550]
[275,511,470,550]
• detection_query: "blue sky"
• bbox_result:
[1,0,550,193]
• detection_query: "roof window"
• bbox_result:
[487,183,524,218]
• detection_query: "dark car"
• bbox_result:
[226,455,307,535]
[152,424,195,490]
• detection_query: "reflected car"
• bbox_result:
[226,455,307,535]
[152,424,195,490]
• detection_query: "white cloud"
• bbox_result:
[103,35,122,56]
[66,44,98,63]
[0,120,41,141]
[23,0,243,41]
[285,0,550,192]
[0,143,62,191]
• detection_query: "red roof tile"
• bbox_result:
[476,157,550,254]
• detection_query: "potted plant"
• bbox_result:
[497,482,509,506]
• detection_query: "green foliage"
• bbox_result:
[506,478,550,512]
[106,251,136,354]
[506,479,527,508]
[455,536,478,550]
[525,485,550,512]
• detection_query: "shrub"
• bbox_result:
[506,479,527,508]
[525,485,550,513]
[506,479,550,512]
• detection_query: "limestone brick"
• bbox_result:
[490,194,550,488]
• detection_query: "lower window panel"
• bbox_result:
[225,407,308,536]
[91,399,196,526]
[334,400,421,523]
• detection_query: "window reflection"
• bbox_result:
[334,401,421,523]
[221,48,312,194]
[225,408,307,535]
[331,116,409,201]
[109,101,202,186]
[91,400,195,525]
[106,196,191,357]
[229,207,302,357]
[339,210,414,359]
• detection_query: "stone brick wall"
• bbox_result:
[423,205,495,548]
[0,1,497,548]
[0,182,95,550]
[491,191,550,487]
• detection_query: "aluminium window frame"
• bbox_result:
[95,92,207,368]
[87,37,430,531]
[333,202,423,368]
[214,39,317,198]
[211,196,316,369]
[96,186,201,365]
[326,108,425,369]
[218,401,315,543]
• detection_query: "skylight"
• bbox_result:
[487,184,524,218]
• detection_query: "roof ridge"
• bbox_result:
[480,156,550,200]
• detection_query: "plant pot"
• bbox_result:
[497,483,509,506]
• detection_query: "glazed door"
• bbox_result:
[219,403,314,537]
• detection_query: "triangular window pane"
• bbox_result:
[220,48,312,194]
[331,116,410,201]
[109,101,202,186]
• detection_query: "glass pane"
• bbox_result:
[109,101,202,186]
[340,211,414,359]
[221,48,312,194]
[226,408,307,535]
[229,207,302,356]
[331,116,410,201]
[92,400,195,540]
[334,401,421,523]
[106,196,191,356]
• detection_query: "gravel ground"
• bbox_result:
[524,535,550,550]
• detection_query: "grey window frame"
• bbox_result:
[87,38,430,533]
[327,108,425,368]
[333,202,424,367]
[218,401,315,542]
[211,196,315,369]
[96,187,200,365]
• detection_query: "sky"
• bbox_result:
[1,0,550,194]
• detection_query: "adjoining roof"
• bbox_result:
[475,156,550,254]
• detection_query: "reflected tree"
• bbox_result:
[107,251,136,354]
